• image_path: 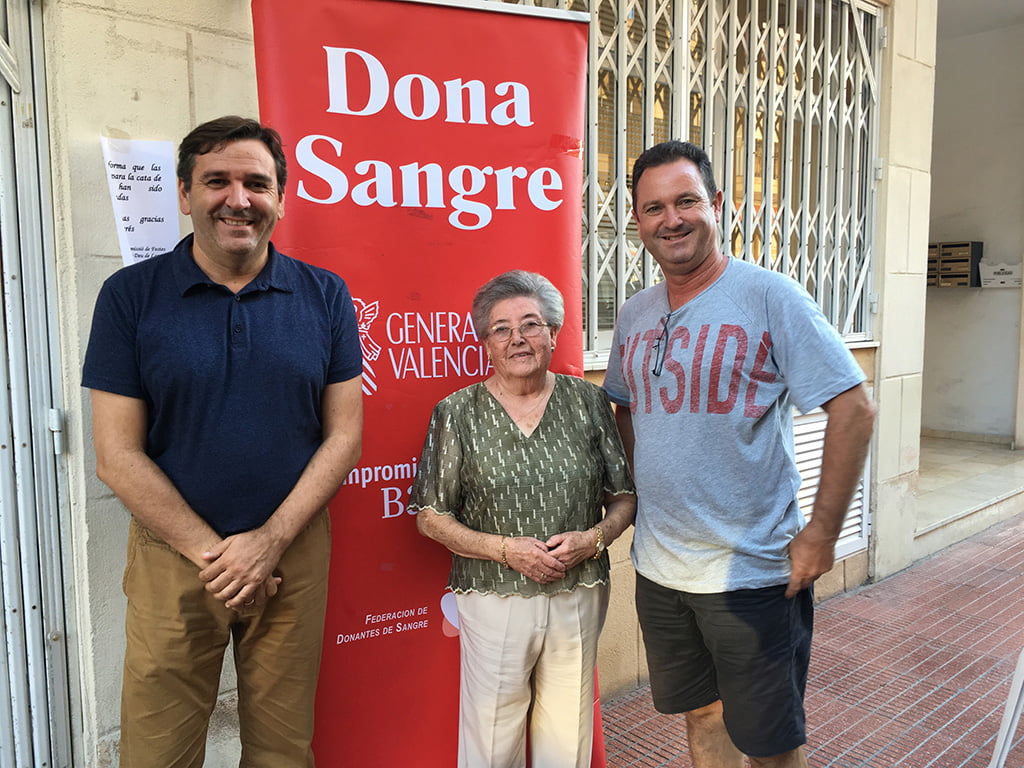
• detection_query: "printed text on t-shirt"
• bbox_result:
[622,323,777,417]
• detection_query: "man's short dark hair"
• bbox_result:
[177,116,287,193]
[631,140,718,210]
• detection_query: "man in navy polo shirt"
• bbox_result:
[84,116,362,767]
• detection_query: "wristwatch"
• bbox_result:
[591,525,605,559]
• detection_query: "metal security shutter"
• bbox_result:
[499,0,874,555]
[530,0,883,363]
[0,1,72,767]
[794,408,869,559]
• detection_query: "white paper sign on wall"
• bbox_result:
[101,137,181,266]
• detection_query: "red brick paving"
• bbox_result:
[600,513,1024,767]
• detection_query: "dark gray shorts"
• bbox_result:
[635,573,813,758]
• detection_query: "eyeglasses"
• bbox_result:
[488,321,551,342]
[652,313,672,376]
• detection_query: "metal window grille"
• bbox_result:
[494,0,882,364]
[493,0,877,558]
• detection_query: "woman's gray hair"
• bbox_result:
[471,270,565,338]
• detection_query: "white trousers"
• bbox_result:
[455,585,610,768]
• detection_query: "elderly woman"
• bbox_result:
[411,270,636,768]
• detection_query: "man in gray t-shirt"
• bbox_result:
[603,141,875,768]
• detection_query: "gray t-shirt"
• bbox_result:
[604,258,865,593]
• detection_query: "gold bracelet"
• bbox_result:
[500,536,510,568]
[591,525,605,560]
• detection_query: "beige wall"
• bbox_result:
[46,2,259,764]
[870,0,938,579]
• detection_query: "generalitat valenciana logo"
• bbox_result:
[353,297,381,396]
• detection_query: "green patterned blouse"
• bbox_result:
[410,374,636,597]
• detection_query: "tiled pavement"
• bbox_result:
[600,512,1024,767]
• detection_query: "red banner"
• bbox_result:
[252,1,589,764]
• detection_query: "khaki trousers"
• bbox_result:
[455,585,609,768]
[119,511,330,768]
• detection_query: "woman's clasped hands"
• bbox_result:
[502,529,598,584]
[502,536,567,584]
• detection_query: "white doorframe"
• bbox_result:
[0,1,73,766]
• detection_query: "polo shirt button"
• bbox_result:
[234,324,242,333]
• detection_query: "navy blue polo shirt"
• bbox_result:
[83,235,362,536]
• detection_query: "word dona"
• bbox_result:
[294,47,565,231]
[324,47,533,126]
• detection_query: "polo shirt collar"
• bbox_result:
[171,234,296,296]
